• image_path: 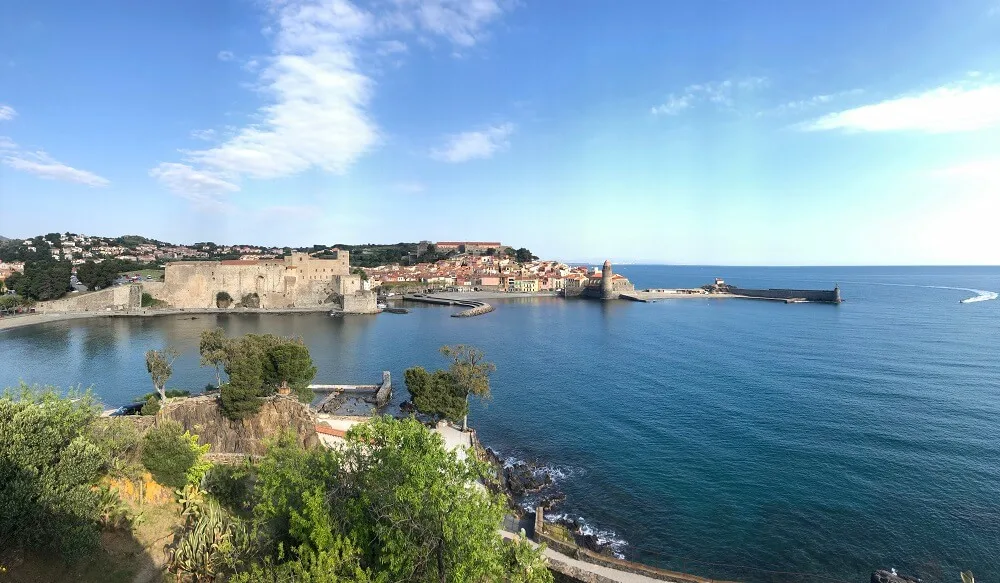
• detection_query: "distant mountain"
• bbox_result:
[0,235,10,243]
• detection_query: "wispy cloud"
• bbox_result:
[391,0,508,47]
[933,158,1000,185]
[217,50,235,61]
[0,104,15,121]
[190,129,217,141]
[3,150,110,187]
[149,162,238,197]
[431,123,513,163]
[152,0,515,207]
[799,82,1000,133]
[0,136,16,150]
[651,77,768,117]
[376,40,408,56]
[760,89,864,117]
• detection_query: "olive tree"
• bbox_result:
[441,344,496,431]
[145,346,179,401]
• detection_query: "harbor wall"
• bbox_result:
[729,287,840,303]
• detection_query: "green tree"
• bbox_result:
[75,259,120,290]
[10,260,72,301]
[0,386,107,561]
[515,248,537,264]
[199,327,229,387]
[404,366,468,424]
[145,347,178,401]
[440,345,496,431]
[333,416,513,582]
[141,420,209,489]
[263,341,318,402]
[219,333,318,419]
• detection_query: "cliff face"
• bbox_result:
[158,394,319,455]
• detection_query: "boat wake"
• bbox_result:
[840,281,998,304]
[959,289,999,303]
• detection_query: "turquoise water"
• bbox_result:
[2,266,999,582]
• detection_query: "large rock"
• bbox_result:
[158,394,319,455]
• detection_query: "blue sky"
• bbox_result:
[1,0,999,265]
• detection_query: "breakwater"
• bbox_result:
[725,286,841,304]
[402,293,495,317]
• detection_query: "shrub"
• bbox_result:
[141,420,210,489]
[140,395,160,415]
[216,291,233,309]
[238,293,260,308]
[140,292,166,308]
[204,463,254,515]
[0,386,107,561]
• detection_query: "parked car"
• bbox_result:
[110,402,143,416]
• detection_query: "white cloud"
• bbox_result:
[0,104,15,121]
[149,162,238,201]
[651,77,768,117]
[242,59,260,72]
[389,0,507,47]
[376,40,408,56]
[800,82,1000,133]
[758,89,864,117]
[0,136,16,150]
[933,158,1000,186]
[190,129,217,141]
[431,123,513,163]
[3,150,110,187]
[153,0,516,207]
[650,95,692,117]
[218,50,235,61]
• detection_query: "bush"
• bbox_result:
[238,292,260,308]
[141,420,210,489]
[216,291,233,308]
[204,463,254,515]
[140,395,160,415]
[141,292,166,308]
[0,386,107,561]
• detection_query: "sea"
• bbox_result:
[2,266,998,583]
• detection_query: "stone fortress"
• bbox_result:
[146,250,377,313]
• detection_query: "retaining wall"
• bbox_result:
[37,284,141,313]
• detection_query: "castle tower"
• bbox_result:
[601,259,614,300]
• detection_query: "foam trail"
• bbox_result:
[839,281,998,304]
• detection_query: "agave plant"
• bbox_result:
[168,496,252,581]
[960,572,974,583]
[95,485,133,530]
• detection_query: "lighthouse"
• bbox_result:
[601,260,614,300]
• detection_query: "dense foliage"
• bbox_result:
[406,345,495,430]
[514,248,538,264]
[0,387,109,560]
[6,259,72,300]
[200,329,318,420]
[240,416,551,582]
[75,259,119,290]
[141,420,210,489]
[404,366,468,423]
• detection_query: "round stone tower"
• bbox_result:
[601,259,614,300]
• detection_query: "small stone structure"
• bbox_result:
[311,371,392,416]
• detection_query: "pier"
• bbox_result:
[403,293,495,317]
[309,371,392,415]
[623,281,842,305]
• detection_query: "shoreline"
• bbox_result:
[0,305,334,332]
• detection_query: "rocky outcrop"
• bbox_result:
[872,570,922,583]
[158,394,319,455]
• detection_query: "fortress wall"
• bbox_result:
[342,291,379,314]
[37,284,140,313]
[161,262,292,309]
[730,288,839,303]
